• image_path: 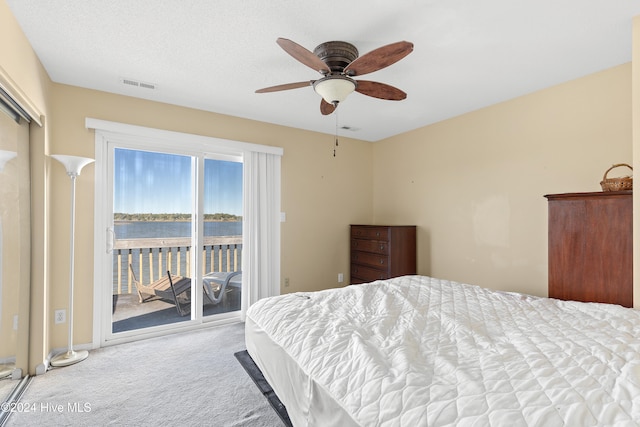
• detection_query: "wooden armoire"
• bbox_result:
[545,191,632,307]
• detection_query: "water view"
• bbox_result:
[115,220,242,239]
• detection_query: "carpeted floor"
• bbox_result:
[4,323,283,427]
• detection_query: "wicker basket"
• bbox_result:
[600,163,633,191]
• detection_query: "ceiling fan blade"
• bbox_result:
[344,41,413,76]
[255,81,314,93]
[277,38,330,74]
[320,99,336,115]
[355,80,407,100]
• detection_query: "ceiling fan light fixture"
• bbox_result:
[313,75,356,105]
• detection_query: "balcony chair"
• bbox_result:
[203,271,242,307]
[128,264,191,316]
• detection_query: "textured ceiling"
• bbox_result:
[6,1,640,141]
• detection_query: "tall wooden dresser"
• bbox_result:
[545,191,632,307]
[350,225,416,284]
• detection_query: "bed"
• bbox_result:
[245,275,640,426]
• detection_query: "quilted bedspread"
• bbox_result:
[246,275,640,426]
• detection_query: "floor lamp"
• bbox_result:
[50,155,94,367]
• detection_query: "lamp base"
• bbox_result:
[50,350,89,367]
[0,364,14,378]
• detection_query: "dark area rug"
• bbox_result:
[235,350,293,427]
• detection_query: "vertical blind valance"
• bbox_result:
[85,118,283,157]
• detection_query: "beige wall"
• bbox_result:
[48,84,373,348]
[374,64,633,297]
[0,1,47,119]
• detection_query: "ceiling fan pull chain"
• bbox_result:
[334,108,339,157]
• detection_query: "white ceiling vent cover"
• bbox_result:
[120,78,157,90]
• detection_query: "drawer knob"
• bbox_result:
[380,259,385,264]
[376,232,380,237]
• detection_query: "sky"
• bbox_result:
[114,148,243,215]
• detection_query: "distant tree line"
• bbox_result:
[114,213,242,222]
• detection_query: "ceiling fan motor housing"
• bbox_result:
[313,41,359,74]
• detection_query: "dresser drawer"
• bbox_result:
[351,226,390,241]
[351,251,389,270]
[350,238,388,254]
[351,264,389,283]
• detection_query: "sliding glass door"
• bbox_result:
[90,119,281,347]
[202,158,243,318]
[111,148,194,333]
[108,146,243,338]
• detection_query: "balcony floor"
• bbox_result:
[111,290,239,333]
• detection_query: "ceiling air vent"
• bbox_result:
[120,78,157,90]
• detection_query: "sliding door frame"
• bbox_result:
[88,119,280,347]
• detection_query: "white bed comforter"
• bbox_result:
[246,275,640,426]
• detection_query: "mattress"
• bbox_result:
[245,275,640,426]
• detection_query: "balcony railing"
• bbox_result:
[113,236,242,295]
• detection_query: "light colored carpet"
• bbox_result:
[5,322,282,426]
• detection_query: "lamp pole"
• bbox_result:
[50,155,94,367]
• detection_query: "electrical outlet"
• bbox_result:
[13,315,18,330]
[338,273,344,283]
[55,309,66,324]
[284,277,290,287]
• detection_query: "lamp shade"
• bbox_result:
[313,75,356,105]
[51,155,95,176]
[0,150,17,172]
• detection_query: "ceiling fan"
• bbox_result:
[256,38,414,115]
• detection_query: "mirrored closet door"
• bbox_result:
[0,98,31,402]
